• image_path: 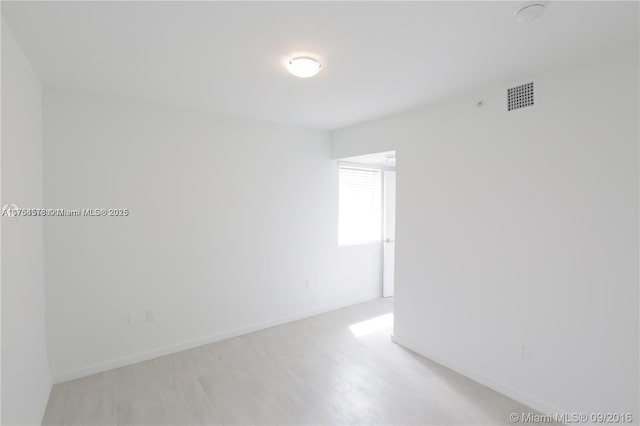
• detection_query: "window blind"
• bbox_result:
[338,166,382,246]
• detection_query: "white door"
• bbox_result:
[383,170,396,297]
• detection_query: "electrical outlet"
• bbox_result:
[521,344,530,360]
[146,309,155,322]
[306,280,312,289]
[122,313,133,326]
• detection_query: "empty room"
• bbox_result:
[1,1,638,425]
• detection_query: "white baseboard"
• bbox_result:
[390,334,564,421]
[52,294,380,383]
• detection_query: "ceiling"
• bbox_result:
[2,1,638,130]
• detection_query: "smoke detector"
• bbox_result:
[515,2,547,24]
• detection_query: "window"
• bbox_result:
[338,166,382,246]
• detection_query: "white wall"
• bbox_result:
[332,51,639,419]
[1,19,52,425]
[43,88,381,381]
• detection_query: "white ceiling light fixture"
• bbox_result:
[515,2,547,24]
[286,56,322,78]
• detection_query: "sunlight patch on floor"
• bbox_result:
[349,313,393,337]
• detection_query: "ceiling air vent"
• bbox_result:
[507,82,534,111]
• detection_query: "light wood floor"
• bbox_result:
[43,298,540,425]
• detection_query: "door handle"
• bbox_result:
[384,238,395,243]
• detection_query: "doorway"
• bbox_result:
[337,151,396,298]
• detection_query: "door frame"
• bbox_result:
[381,168,396,297]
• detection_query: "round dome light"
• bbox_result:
[286,57,322,78]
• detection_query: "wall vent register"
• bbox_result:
[508,81,534,111]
